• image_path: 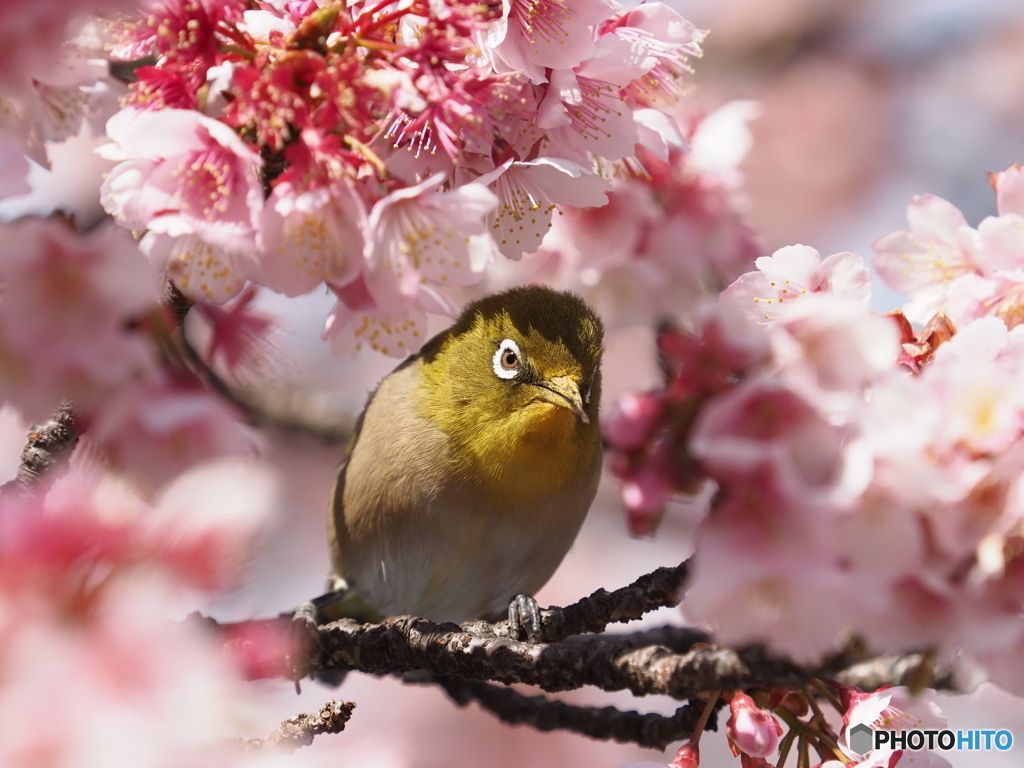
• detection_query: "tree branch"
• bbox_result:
[203,563,954,751]
[311,615,952,699]
[0,402,80,498]
[541,561,690,642]
[175,302,353,445]
[436,677,720,750]
[243,699,355,752]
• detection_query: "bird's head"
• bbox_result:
[417,285,604,494]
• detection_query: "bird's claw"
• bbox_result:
[508,593,543,642]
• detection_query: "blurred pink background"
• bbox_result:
[5,0,1024,765]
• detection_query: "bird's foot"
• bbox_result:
[507,593,543,642]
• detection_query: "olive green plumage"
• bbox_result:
[327,285,604,625]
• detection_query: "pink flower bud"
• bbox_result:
[726,692,783,758]
[604,390,665,450]
[670,740,700,767]
[623,475,671,536]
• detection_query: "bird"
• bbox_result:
[324,285,604,639]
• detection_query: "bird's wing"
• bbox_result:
[327,358,451,609]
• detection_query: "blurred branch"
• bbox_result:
[242,699,355,752]
[435,678,719,751]
[0,402,80,498]
[182,334,355,443]
[168,285,353,445]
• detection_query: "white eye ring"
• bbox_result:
[493,339,522,379]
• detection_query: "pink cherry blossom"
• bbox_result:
[0,456,309,768]
[725,693,782,759]
[601,2,706,105]
[0,1,132,95]
[723,245,872,326]
[0,218,159,421]
[141,232,259,304]
[363,174,497,313]
[768,296,900,402]
[0,132,31,200]
[683,492,863,662]
[193,286,277,373]
[487,0,616,84]
[258,180,366,297]
[322,276,449,359]
[114,0,245,81]
[537,58,640,162]
[509,103,762,329]
[872,194,986,323]
[144,459,277,592]
[836,685,949,767]
[671,741,701,768]
[990,162,1024,218]
[99,107,264,258]
[0,40,105,165]
[88,377,249,493]
[476,157,611,260]
[605,390,667,452]
[383,64,523,163]
[690,375,863,507]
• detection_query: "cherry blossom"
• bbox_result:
[0,218,158,421]
[0,132,30,199]
[99,107,264,259]
[322,276,448,359]
[537,49,643,162]
[487,0,616,84]
[872,193,989,324]
[476,157,611,260]
[722,245,872,325]
[835,686,951,768]
[363,174,498,313]
[89,0,712,356]
[0,458,310,768]
[258,180,366,297]
[193,286,277,373]
[601,2,706,106]
[88,377,250,493]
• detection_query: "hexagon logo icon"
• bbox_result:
[849,723,874,756]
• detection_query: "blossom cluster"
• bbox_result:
[873,164,1024,330]
[0,218,251,492]
[485,100,764,327]
[607,176,1024,693]
[95,0,706,357]
[0,458,314,768]
[624,684,951,768]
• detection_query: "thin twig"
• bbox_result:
[243,700,356,752]
[0,402,80,498]
[175,308,354,444]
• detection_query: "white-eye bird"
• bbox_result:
[326,285,604,637]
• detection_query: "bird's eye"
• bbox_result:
[492,339,522,380]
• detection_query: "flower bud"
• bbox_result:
[604,391,665,450]
[726,692,783,758]
[670,741,700,767]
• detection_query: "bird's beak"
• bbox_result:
[535,376,590,425]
